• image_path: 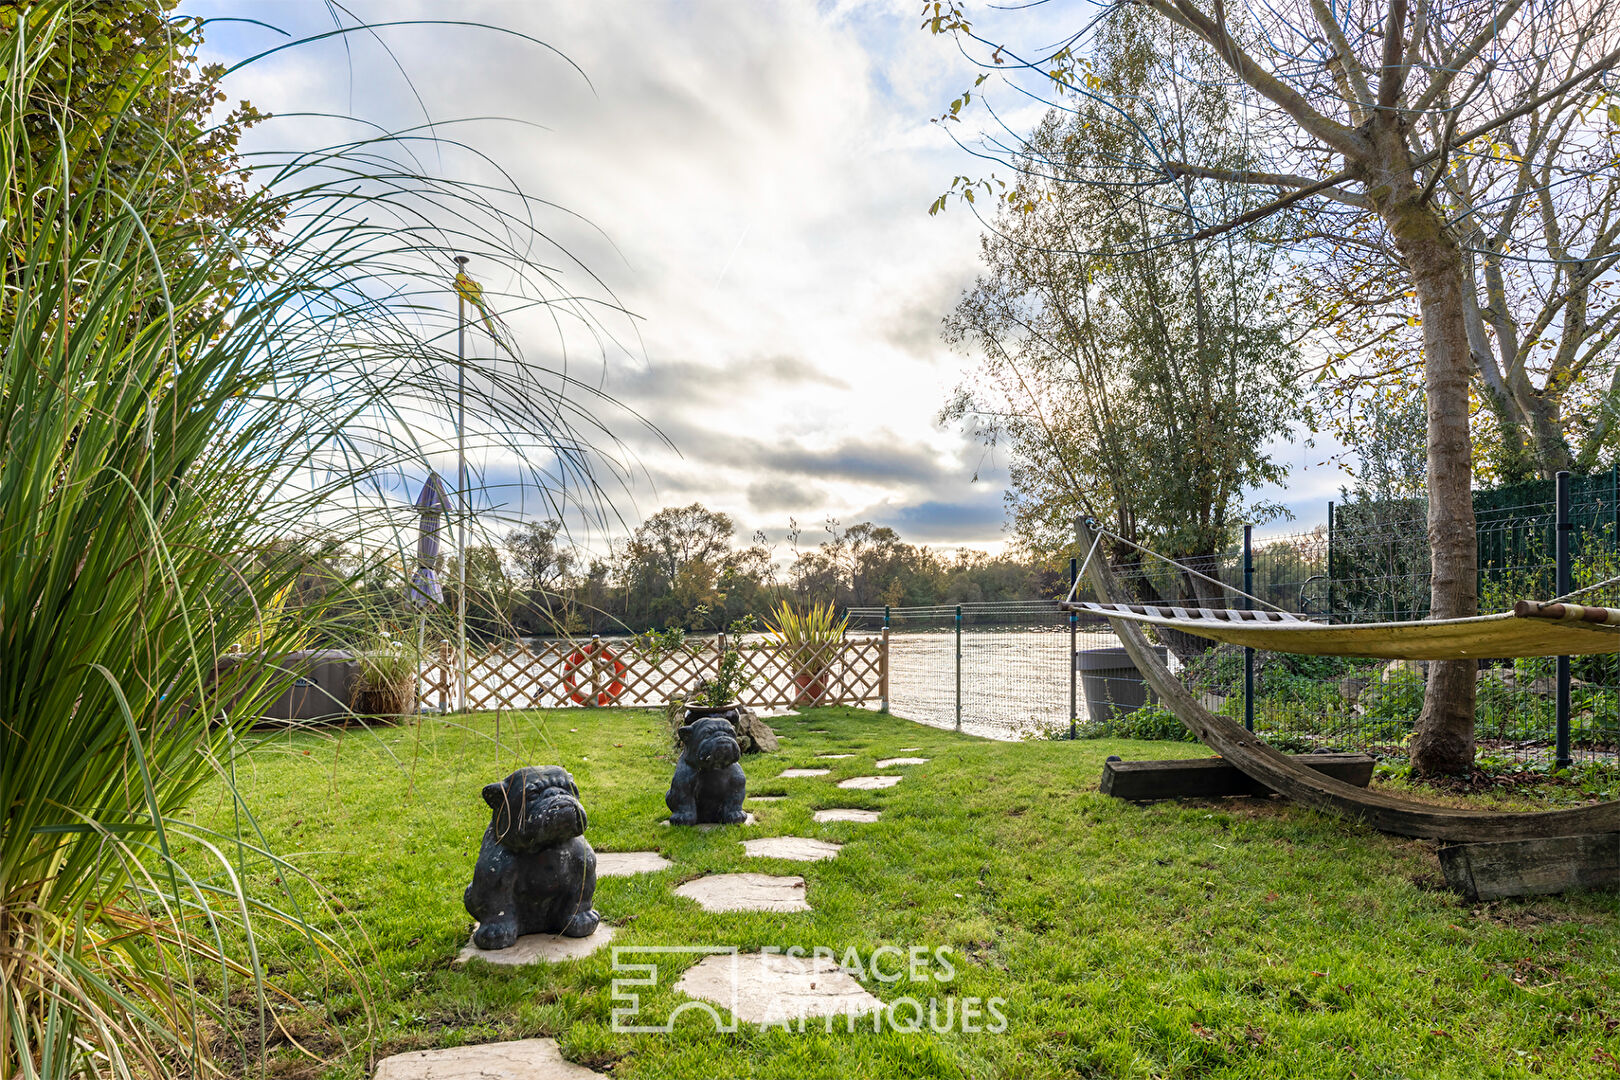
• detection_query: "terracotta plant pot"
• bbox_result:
[791,670,827,706]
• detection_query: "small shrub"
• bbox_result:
[1078,701,1198,742]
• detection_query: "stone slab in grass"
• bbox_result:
[674,872,809,912]
[813,808,880,823]
[742,836,842,862]
[595,851,671,876]
[815,753,854,759]
[675,952,880,1026]
[374,1037,602,1079]
[897,747,922,752]
[455,925,615,967]
[662,813,756,829]
[837,775,901,790]
[778,768,829,778]
[746,794,787,802]
[874,757,928,768]
[806,729,830,733]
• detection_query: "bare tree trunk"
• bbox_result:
[1367,129,1478,775]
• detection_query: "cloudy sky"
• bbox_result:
[193,1,1337,558]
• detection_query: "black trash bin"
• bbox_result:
[1075,645,1166,725]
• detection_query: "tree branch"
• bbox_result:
[1133,0,1370,159]
[1165,161,1372,207]
[1377,0,1410,110]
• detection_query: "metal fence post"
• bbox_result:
[879,625,891,714]
[954,603,963,733]
[1069,556,1079,739]
[1326,500,1335,621]
[1243,525,1255,733]
[1556,471,1572,770]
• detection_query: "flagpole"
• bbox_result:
[454,255,469,714]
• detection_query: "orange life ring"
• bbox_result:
[561,640,627,706]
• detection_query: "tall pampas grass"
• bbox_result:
[0,4,635,1075]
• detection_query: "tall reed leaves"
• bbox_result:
[0,5,632,1075]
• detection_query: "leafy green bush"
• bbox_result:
[1078,701,1198,742]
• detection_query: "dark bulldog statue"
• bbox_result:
[464,765,600,950]
[665,715,748,825]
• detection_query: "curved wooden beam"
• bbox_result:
[1077,519,1620,842]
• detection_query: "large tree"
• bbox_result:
[927,0,1620,774]
[941,15,1302,596]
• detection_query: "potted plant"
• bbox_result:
[681,615,756,725]
[765,601,848,706]
[349,631,420,722]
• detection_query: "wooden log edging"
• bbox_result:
[1438,833,1620,901]
[1101,753,1375,802]
[1075,519,1620,843]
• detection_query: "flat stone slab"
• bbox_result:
[375,1037,600,1079]
[674,872,809,912]
[456,925,615,967]
[874,757,928,768]
[757,708,800,718]
[742,836,842,861]
[897,747,922,752]
[778,768,830,778]
[815,753,855,759]
[675,951,881,1026]
[663,813,756,829]
[746,795,787,802]
[837,775,902,790]
[595,851,671,876]
[806,729,830,733]
[813,808,881,823]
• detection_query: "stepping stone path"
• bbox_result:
[815,753,855,759]
[747,794,787,802]
[742,836,842,862]
[897,747,922,752]
[814,808,880,823]
[675,872,809,912]
[663,813,756,828]
[806,729,830,733]
[875,757,928,768]
[778,768,829,778]
[455,925,616,967]
[595,851,671,876]
[838,775,902,790]
[676,951,881,1026]
[375,1037,600,1079]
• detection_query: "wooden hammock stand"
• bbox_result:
[1069,519,1619,901]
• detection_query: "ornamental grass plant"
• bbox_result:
[765,601,849,704]
[0,5,628,1076]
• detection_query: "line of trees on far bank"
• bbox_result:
[491,503,1063,637]
[283,502,1066,642]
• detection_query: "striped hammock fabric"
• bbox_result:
[1066,600,1620,660]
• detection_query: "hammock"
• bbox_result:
[1064,600,1620,660]
[1073,520,1619,842]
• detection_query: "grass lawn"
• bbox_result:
[192,706,1620,1079]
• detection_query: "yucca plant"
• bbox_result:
[765,601,849,705]
[1,5,630,1076]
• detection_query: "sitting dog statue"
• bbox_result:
[665,715,748,825]
[464,765,600,950]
